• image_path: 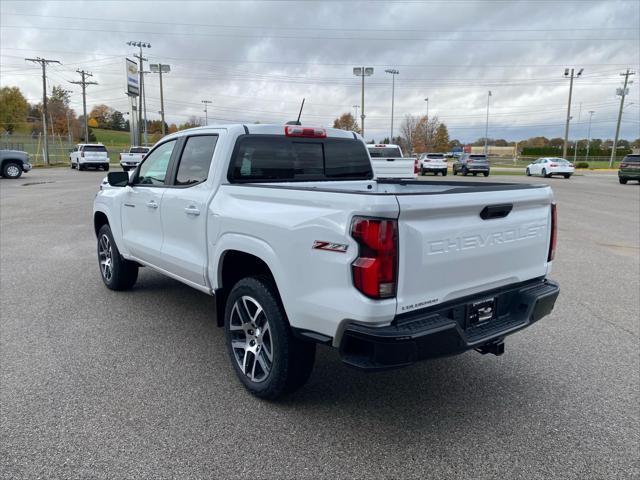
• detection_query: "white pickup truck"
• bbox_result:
[119,146,150,171]
[366,144,417,179]
[94,124,560,399]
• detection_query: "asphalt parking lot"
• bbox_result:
[1,168,638,479]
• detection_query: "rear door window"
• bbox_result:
[229,135,373,182]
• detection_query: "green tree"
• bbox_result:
[433,123,450,152]
[110,110,126,131]
[0,86,29,133]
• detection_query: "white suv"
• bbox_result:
[70,144,110,171]
[419,153,448,176]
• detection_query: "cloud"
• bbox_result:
[1,0,638,142]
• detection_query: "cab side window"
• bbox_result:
[175,135,218,186]
[135,140,176,186]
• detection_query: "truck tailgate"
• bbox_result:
[395,187,553,314]
[372,157,415,179]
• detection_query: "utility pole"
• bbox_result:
[127,41,151,146]
[385,69,399,140]
[585,110,595,163]
[69,70,98,144]
[610,69,635,167]
[25,57,61,165]
[353,67,373,138]
[573,102,582,163]
[484,91,492,156]
[142,71,149,145]
[150,64,171,136]
[562,67,583,159]
[202,100,212,125]
[424,97,429,150]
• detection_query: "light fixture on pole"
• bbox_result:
[150,63,171,136]
[385,69,399,140]
[562,67,583,159]
[585,110,595,162]
[353,67,374,137]
[202,100,212,125]
[484,91,492,156]
[610,69,635,167]
[127,41,151,146]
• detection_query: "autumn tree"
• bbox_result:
[332,112,360,133]
[399,114,420,155]
[89,104,114,128]
[0,86,29,133]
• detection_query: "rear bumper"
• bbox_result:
[619,170,640,179]
[339,278,559,370]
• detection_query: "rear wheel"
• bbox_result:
[462,167,468,176]
[619,177,628,184]
[483,172,489,177]
[97,224,138,290]
[472,172,477,176]
[2,162,22,179]
[442,169,447,176]
[225,276,316,399]
[542,168,548,178]
[452,167,458,175]
[563,174,571,179]
[78,163,84,171]
[103,164,110,172]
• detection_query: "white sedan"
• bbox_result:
[526,157,575,179]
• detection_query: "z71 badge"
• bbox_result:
[312,241,348,253]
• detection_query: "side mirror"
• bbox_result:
[107,171,130,187]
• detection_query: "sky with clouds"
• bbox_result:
[1,0,639,142]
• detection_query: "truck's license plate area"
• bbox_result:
[467,298,496,326]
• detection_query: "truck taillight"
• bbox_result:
[620,163,627,168]
[548,204,557,262]
[284,125,326,138]
[467,159,473,164]
[81,151,84,158]
[351,217,398,299]
[414,158,418,175]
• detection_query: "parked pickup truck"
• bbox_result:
[366,143,417,179]
[119,146,150,171]
[0,149,32,179]
[94,124,560,399]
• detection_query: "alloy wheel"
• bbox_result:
[98,234,113,282]
[6,165,20,178]
[229,295,273,383]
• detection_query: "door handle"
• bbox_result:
[146,200,159,209]
[184,206,201,216]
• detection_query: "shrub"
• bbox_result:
[575,161,589,169]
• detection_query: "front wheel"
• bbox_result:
[2,162,22,179]
[103,164,110,172]
[97,224,138,290]
[483,172,489,177]
[526,168,531,176]
[225,276,316,399]
[619,177,628,184]
[453,167,458,175]
[442,170,447,176]
[563,174,571,179]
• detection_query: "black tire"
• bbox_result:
[103,164,110,172]
[78,163,84,171]
[472,172,477,176]
[563,174,571,179]
[462,167,468,176]
[526,168,531,176]
[97,224,138,291]
[2,162,23,179]
[70,161,74,169]
[224,276,316,400]
[542,168,549,178]
[483,172,489,177]
[619,177,628,184]
[2,162,22,179]
[442,170,447,176]
[453,167,458,175]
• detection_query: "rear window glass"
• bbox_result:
[426,154,444,159]
[229,135,373,182]
[624,155,640,163]
[83,145,107,153]
[130,147,149,154]
[367,147,402,158]
[469,155,487,159]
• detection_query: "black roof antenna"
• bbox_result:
[286,98,305,125]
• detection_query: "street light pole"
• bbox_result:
[424,97,429,149]
[609,69,635,167]
[562,67,583,159]
[385,69,399,141]
[150,63,171,136]
[484,91,492,156]
[352,105,359,125]
[202,100,212,125]
[353,67,373,138]
[585,110,595,163]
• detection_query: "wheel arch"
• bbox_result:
[93,210,110,237]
